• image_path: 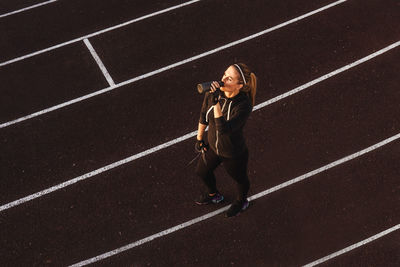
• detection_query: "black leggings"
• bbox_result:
[195,148,250,202]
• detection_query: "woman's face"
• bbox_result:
[221,65,243,93]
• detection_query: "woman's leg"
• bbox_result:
[195,148,222,194]
[222,149,250,202]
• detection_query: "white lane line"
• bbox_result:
[303,224,400,267]
[84,39,115,86]
[114,0,348,88]
[0,0,201,67]
[0,40,398,212]
[0,0,58,19]
[1,37,398,130]
[253,41,400,111]
[0,0,349,129]
[69,205,231,267]
[0,131,197,212]
[69,133,400,266]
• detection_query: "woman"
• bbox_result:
[195,63,257,217]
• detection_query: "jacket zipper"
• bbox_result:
[215,99,229,156]
[216,130,219,155]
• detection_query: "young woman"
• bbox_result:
[195,63,257,217]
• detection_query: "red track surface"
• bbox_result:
[1,0,399,265]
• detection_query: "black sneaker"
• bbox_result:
[195,192,224,205]
[225,199,249,217]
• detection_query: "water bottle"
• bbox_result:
[197,81,224,94]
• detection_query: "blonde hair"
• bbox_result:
[233,63,257,106]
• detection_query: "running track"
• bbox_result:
[0,0,399,265]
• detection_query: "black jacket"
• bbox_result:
[199,91,252,158]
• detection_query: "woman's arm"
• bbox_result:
[214,102,252,134]
[197,122,207,140]
[213,102,222,118]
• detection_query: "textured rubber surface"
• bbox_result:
[0,0,399,265]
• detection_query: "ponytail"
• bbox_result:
[233,63,257,106]
[247,72,257,106]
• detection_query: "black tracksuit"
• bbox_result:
[196,91,252,201]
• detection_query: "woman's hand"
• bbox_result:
[210,81,221,92]
[195,139,208,152]
[210,81,222,105]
